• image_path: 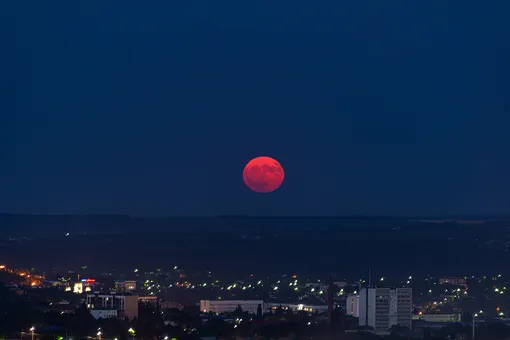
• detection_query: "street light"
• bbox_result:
[30,327,35,340]
[473,311,482,339]
[128,328,135,340]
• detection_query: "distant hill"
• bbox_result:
[0,214,509,279]
[1,213,508,236]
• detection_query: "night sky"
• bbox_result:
[1,1,509,216]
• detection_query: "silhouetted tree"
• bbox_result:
[136,302,163,339]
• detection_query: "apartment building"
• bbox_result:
[359,288,412,333]
[86,292,138,320]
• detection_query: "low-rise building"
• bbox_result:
[160,300,184,310]
[413,313,461,323]
[439,277,466,286]
[139,296,158,305]
[200,300,263,314]
[90,308,118,319]
[114,280,137,292]
[346,295,360,317]
[266,303,329,314]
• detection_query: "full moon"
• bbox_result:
[243,156,284,193]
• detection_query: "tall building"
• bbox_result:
[359,288,412,333]
[86,292,138,320]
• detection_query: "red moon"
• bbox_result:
[243,156,284,193]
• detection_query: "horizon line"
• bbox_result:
[1,213,510,219]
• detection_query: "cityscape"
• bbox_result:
[2,234,510,340]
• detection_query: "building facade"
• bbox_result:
[266,303,329,314]
[359,288,412,333]
[159,300,184,310]
[114,280,137,292]
[439,277,466,286]
[200,300,263,314]
[138,296,158,305]
[90,309,118,319]
[86,292,138,320]
[346,295,360,317]
[413,313,462,323]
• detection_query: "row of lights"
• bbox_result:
[98,328,138,340]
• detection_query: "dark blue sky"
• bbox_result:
[1,1,509,216]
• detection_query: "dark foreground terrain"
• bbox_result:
[0,214,509,279]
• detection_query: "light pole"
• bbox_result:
[128,328,135,340]
[473,310,482,339]
[472,314,476,339]
[30,327,35,340]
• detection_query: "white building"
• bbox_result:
[86,292,138,320]
[413,313,461,323]
[90,309,118,319]
[200,300,263,314]
[266,303,329,314]
[359,288,412,333]
[346,295,360,317]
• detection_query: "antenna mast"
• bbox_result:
[365,268,371,327]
